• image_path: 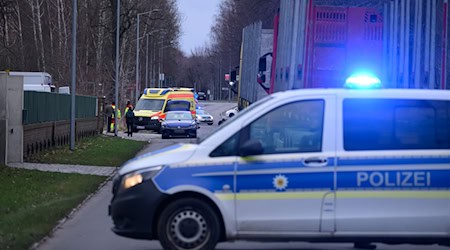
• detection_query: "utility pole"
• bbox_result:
[114,0,120,136]
[135,10,161,101]
[70,0,77,151]
[145,34,149,88]
[135,11,140,103]
[158,35,162,88]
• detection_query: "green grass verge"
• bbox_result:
[0,166,106,250]
[29,136,147,167]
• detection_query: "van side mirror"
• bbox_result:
[258,57,267,72]
[239,139,263,157]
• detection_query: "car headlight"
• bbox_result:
[121,166,162,190]
[151,116,159,120]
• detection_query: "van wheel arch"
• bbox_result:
[153,191,226,242]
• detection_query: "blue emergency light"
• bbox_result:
[344,73,382,89]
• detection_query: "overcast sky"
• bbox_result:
[177,0,221,56]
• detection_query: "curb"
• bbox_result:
[29,138,152,250]
[29,169,117,250]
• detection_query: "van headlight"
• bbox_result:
[121,166,162,190]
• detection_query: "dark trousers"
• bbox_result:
[126,122,133,136]
[107,116,112,132]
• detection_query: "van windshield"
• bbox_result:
[198,95,274,143]
[165,100,191,112]
[135,99,165,111]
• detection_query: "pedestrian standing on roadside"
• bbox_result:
[111,102,121,132]
[123,100,133,129]
[125,106,135,137]
[105,102,113,133]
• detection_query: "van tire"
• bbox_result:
[157,198,220,250]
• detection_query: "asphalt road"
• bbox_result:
[37,101,450,250]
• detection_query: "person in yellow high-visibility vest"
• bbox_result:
[110,102,121,132]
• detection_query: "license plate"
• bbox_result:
[174,129,185,134]
[136,126,145,129]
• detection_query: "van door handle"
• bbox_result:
[303,157,328,167]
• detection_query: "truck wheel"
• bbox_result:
[157,198,220,250]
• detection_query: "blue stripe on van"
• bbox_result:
[338,157,450,166]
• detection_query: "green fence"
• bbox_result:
[23,91,97,125]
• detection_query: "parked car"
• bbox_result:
[225,106,238,117]
[218,106,239,125]
[197,91,206,100]
[196,109,214,125]
[161,111,197,139]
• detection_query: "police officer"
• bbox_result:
[111,102,121,132]
[105,102,114,133]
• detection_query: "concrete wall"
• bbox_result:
[0,72,24,164]
[7,74,24,162]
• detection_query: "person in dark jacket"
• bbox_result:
[125,106,135,137]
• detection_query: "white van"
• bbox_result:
[109,85,450,250]
[9,71,55,92]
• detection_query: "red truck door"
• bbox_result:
[308,6,383,88]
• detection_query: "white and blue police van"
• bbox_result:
[109,75,450,250]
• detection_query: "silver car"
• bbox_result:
[195,109,213,125]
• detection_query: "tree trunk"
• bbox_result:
[15,1,25,68]
[56,0,62,57]
[45,0,54,59]
[28,0,40,69]
[35,0,46,71]
[95,0,107,95]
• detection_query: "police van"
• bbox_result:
[109,77,450,250]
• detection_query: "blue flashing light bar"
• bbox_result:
[345,73,382,89]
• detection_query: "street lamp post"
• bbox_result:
[114,0,120,136]
[70,0,77,150]
[145,34,149,88]
[145,29,165,89]
[158,39,174,88]
[135,9,161,103]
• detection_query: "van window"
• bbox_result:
[165,100,191,112]
[210,132,240,157]
[135,99,165,111]
[343,99,450,150]
[243,100,324,154]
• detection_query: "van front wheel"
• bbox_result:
[157,198,220,250]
